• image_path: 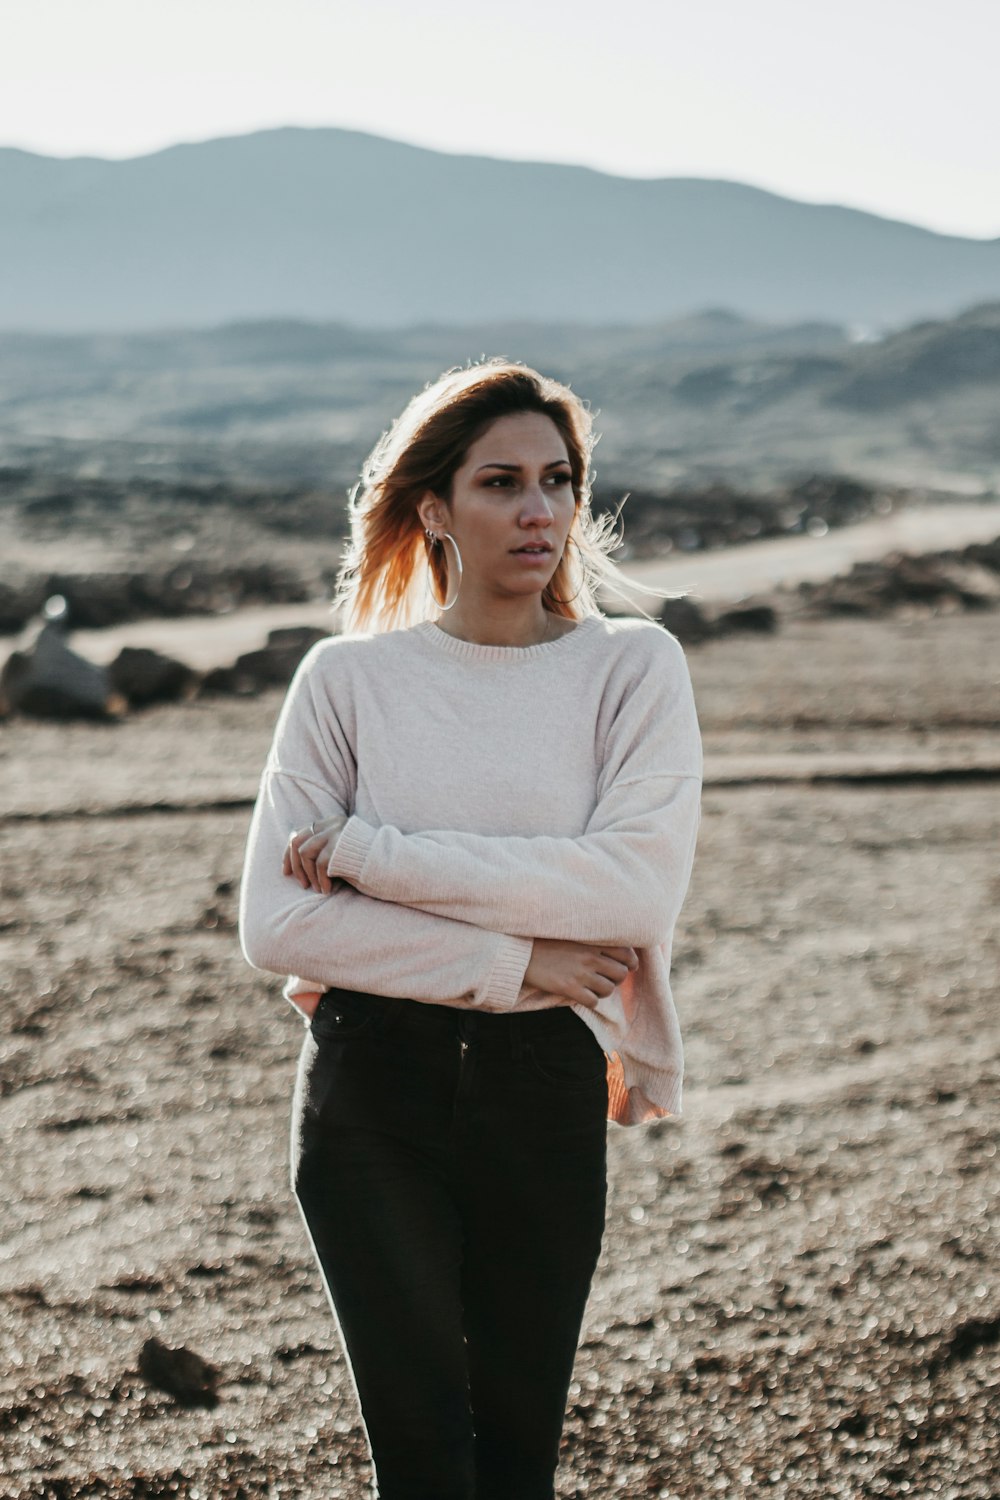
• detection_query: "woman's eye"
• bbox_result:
[482,472,572,489]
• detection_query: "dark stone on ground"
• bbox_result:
[107,647,201,708]
[799,539,1000,617]
[0,621,126,721]
[198,625,330,697]
[658,597,715,644]
[713,604,779,635]
[137,1336,221,1409]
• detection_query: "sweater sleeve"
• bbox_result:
[238,643,534,1010]
[325,632,703,949]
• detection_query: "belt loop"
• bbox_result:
[510,1013,525,1062]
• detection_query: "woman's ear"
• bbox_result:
[416,493,448,534]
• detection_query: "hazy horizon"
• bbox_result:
[4,0,998,240]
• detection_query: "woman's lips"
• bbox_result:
[510,549,553,564]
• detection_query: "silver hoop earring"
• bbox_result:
[425,528,463,611]
[543,534,585,605]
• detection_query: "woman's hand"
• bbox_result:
[283,814,349,894]
[524,939,639,1009]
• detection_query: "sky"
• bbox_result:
[4,0,999,239]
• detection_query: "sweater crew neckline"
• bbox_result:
[412,613,600,664]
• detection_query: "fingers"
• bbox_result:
[302,832,335,894]
[601,945,639,970]
[285,828,334,893]
[568,970,614,1010]
[590,952,636,986]
[284,815,348,892]
[574,944,640,1009]
[584,958,632,1004]
[524,939,640,1010]
[308,829,334,894]
[286,829,310,888]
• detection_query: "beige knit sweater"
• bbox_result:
[238,612,703,1126]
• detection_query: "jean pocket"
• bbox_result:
[525,1023,607,1090]
[309,987,384,1042]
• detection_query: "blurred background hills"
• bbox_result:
[2,125,998,641]
[3,126,1000,333]
[1,296,998,496]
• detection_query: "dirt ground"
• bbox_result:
[1,611,998,1498]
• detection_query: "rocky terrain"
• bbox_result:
[3,300,1000,496]
[4,493,1000,730]
[0,464,906,639]
[1,600,997,1498]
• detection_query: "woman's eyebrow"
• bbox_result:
[475,459,571,473]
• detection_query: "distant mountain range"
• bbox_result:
[2,126,999,332]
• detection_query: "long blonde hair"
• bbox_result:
[331,358,680,634]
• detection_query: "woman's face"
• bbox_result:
[420,411,577,601]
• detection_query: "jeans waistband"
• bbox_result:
[319,986,583,1041]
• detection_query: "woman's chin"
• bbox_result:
[502,566,558,593]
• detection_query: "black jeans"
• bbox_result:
[290,986,609,1500]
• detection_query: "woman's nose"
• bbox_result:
[520,485,554,522]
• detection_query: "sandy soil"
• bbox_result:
[1,611,998,1498]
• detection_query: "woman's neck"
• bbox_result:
[433,605,571,649]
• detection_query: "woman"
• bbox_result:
[238,360,703,1500]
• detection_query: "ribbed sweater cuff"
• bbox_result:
[327,815,376,882]
[482,933,534,1010]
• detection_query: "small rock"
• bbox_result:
[658,596,714,645]
[713,603,778,634]
[199,625,329,696]
[138,1334,222,1408]
[108,646,200,707]
[0,619,126,720]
